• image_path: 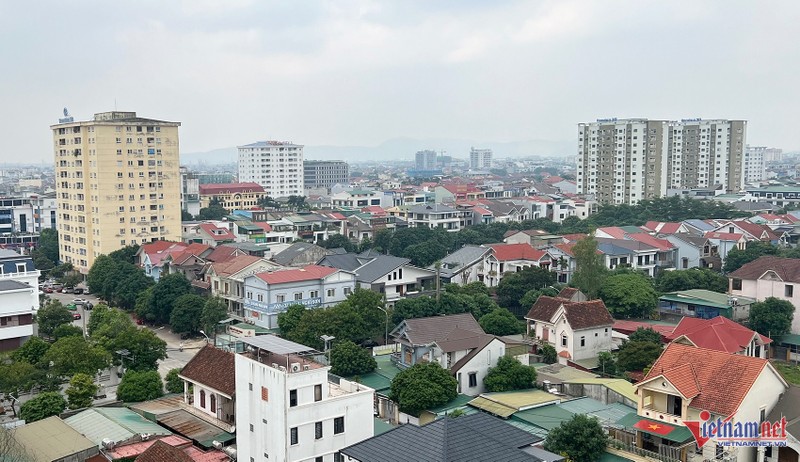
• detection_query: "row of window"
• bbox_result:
[287,416,345,445]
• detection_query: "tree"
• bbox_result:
[61,272,83,288]
[277,304,307,339]
[749,297,795,338]
[330,340,377,377]
[12,337,50,365]
[146,273,192,324]
[390,363,457,416]
[616,341,663,373]
[169,294,206,334]
[479,308,524,336]
[37,228,60,263]
[200,297,229,336]
[598,351,617,376]
[0,425,27,462]
[0,361,42,401]
[496,266,556,314]
[723,241,779,273]
[116,370,164,402]
[655,268,728,294]
[109,263,153,311]
[52,324,84,340]
[600,272,658,319]
[165,368,184,394]
[196,198,228,221]
[320,234,355,253]
[49,262,73,280]
[403,240,449,267]
[108,245,140,264]
[111,327,168,371]
[31,249,55,274]
[36,299,74,338]
[19,392,67,423]
[181,209,194,221]
[539,344,557,364]
[628,327,663,344]
[42,336,112,377]
[87,255,118,302]
[520,286,560,310]
[66,373,98,410]
[571,234,608,300]
[483,356,537,392]
[544,414,608,462]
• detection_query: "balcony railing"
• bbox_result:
[0,270,40,279]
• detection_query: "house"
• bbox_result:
[433,245,491,286]
[714,220,781,244]
[339,412,558,462]
[484,243,553,287]
[703,231,748,264]
[525,296,614,369]
[162,243,214,283]
[63,407,173,449]
[658,289,755,322]
[331,189,384,209]
[204,255,283,315]
[198,182,266,210]
[136,240,188,281]
[11,416,99,462]
[764,386,800,462]
[622,342,788,462]
[556,287,587,302]
[235,335,374,462]
[179,345,237,430]
[100,434,229,461]
[596,238,660,276]
[184,222,237,247]
[387,203,472,232]
[242,265,356,328]
[665,316,771,358]
[271,242,329,267]
[0,249,39,351]
[665,234,719,270]
[503,229,564,248]
[729,256,800,334]
[390,313,484,369]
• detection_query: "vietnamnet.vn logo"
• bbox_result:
[683,410,788,448]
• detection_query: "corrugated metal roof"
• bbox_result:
[468,396,518,418]
[557,397,635,427]
[471,389,561,412]
[562,378,637,402]
[12,416,97,461]
[157,410,235,448]
[65,408,172,446]
[511,403,574,430]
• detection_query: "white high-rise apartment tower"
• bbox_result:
[238,141,304,198]
[744,145,767,183]
[577,118,746,204]
[469,148,492,170]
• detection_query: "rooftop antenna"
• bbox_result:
[114,98,117,111]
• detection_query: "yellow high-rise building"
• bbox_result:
[52,111,182,273]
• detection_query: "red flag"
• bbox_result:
[633,419,674,436]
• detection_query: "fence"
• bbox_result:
[608,436,682,462]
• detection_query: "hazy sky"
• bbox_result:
[1,0,798,163]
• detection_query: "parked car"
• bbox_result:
[83,287,91,295]
[43,287,54,293]
[85,302,94,311]
[73,288,84,295]
[72,313,81,320]
[51,284,63,292]
[72,298,87,305]
[64,287,75,294]
[66,303,78,311]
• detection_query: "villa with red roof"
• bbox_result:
[241,265,356,328]
[136,240,189,281]
[483,243,553,287]
[625,342,787,462]
[665,316,771,358]
[184,222,237,247]
[729,256,800,334]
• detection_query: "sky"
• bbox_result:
[1,0,799,163]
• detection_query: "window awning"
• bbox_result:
[617,412,693,443]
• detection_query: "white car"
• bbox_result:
[72,298,88,305]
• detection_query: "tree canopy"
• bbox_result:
[36,299,73,338]
[749,297,794,338]
[496,266,556,315]
[628,327,663,344]
[117,370,164,402]
[616,341,663,373]
[19,392,67,423]
[66,373,98,410]
[723,241,780,273]
[483,356,537,392]
[544,414,608,462]
[169,294,207,334]
[42,336,112,377]
[539,344,557,364]
[330,340,377,377]
[600,272,658,319]
[200,297,229,337]
[655,268,728,294]
[12,337,50,365]
[196,198,229,221]
[87,255,153,310]
[479,308,525,336]
[570,235,608,300]
[390,363,457,417]
[137,273,192,324]
[165,368,184,394]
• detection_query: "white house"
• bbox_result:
[525,295,614,368]
[242,265,356,329]
[729,256,800,334]
[205,255,283,316]
[178,345,237,430]
[433,245,491,286]
[235,335,374,462]
[0,250,40,351]
[483,243,554,287]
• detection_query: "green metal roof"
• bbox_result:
[616,412,693,443]
[659,289,754,309]
[778,334,800,346]
[558,398,635,427]
[427,394,474,415]
[229,322,273,334]
[351,355,402,393]
[511,403,575,430]
[373,418,395,435]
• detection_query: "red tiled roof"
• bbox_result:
[253,222,272,232]
[198,223,235,241]
[627,233,674,251]
[639,343,773,416]
[205,245,244,263]
[141,241,188,266]
[557,287,580,300]
[729,256,800,284]
[597,227,627,239]
[472,206,492,216]
[667,316,771,354]
[612,321,674,340]
[488,243,547,262]
[209,255,264,277]
[558,350,571,358]
[642,221,682,234]
[560,233,587,243]
[703,231,744,241]
[256,265,337,285]
[179,345,236,397]
[726,221,780,241]
[135,439,194,462]
[199,182,264,195]
[170,243,212,266]
[525,296,614,330]
[661,363,700,399]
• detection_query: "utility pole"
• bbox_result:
[435,261,441,303]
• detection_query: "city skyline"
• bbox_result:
[2,1,799,163]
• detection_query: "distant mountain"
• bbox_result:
[180,137,573,165]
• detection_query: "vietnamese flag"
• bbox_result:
[633,419,675,436]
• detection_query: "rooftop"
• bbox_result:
[729,256,800,283]
[63,407,172,446]
[179,345,237,397]
[11,416,97,461]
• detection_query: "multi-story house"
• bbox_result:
[235,335,374,462]
[242,265,356,329]
[237,141,304,198]
[434,245,491,286]
[596,238,659,276]
[387,204,471,232]
[331,190,382,209]
[729,256,800,334]
[483,243,554,287]
[198,182,266,210]
[0,250,40,350]
[665,234,718,270]
[52,111,181,273]
[625,342,786,462]
[183,222,237,247]
[205,255,283,315]
[178,345,237,431]
[0,194,58,235]
[525,296,614,368]
[136,240,189,281]
[179,166,201,217]
[703,231,748,265]
[469,147,492,170]
[665,316,770,358]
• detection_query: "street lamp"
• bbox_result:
[377,306,389,347]
[115,349,133,375]
[198,330,211,345]
[320,335,335,364]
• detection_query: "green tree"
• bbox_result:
[479,308,524,336]
[200,297,228,336]
[330,340,377,377]
[600,272,658,319]
[571,234,608,300]
[111,327,168,371]
[181,209,194,221]
[483,356,537,392]
[544,414,608,462]
[598,351,617,376]
[749,297,795,338]
[36,299,74,338]
[42,336,112,377]
[539,344,557,364]
[617,341,663,373]
[38,228,60,263]
[320,234,355,253]
[165,368,184,394]
[49,262,73,280]
[31,249,55,274]
[87,255,118,302]
[390,363,457,416]
[19,392,67,422]
[108,245,140,264]
[496,266,556,314]
[117,370,164,402]
[0,361,42,400]
[196,198,229,221]
[109,263,153,311]
[723,241,779,273]
[655,268,728,294]
[146,273,192,324]
[403,240,449,267]
[277,304,307,339]
[12,337,50,365]
[628,327,662,344]
[520,286,560,310]
[61,272,82,288]
[169,294,206,334]
[65,373,98,410]
[52,324,84,340]
[87,304,129,338]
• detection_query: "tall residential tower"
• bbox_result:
[238,141,304,198]
[52,111,181,273]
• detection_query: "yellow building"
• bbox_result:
[52,111,181,273]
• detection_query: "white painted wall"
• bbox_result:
[731,278,800,333]
[453,339,506,396]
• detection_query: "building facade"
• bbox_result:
[179,167,201,217]
[469,148,492,170]
[744,145,767,183]
[0,250,40,351]
[52,111,182,273]
[198,183,266,210]
[304,161,349,190]
[0,195,57,235]
[414,150,437,171]
[238,141,304,198]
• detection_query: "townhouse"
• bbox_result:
[729,256,800,334]
[0,250,40,350]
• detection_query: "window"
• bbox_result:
[561,335,568,347]
[261,386,269,401]
[786,285,794,297]
[580,336,586,347]
[315,421,323,439]
[468,372,477,388]
[289,389,297,407]
[314,384,322,402]
[210,394,216,413]
[276,295,285,303]
[334,453,344,462]
[290,427,298,445]
[200,390,206,408]
[344,287,352,295]
[327,288,335,297]
[334,416,345,434]
[316,458,323,462]
[249,424,254,432]
[294,292,303,300]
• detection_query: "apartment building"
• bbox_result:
[235,335,374,462]
[52,111,182,273]
[744,145,767,184]
[577,118,746,204]
[469,147,492,170]
[238,141,304,198]
[0,194,57,235]
[304,161,349,190]
[0,250,40,351]
[414,150,437,171]
[198,182,266,210]
[179,167,201,217]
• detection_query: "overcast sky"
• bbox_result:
[1,0,798,163]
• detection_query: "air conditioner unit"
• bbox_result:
[101,439,115,450]
[272,363,279,369]
[279,366,287,372]
[290,363,301,372]
[303,365,310,371]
